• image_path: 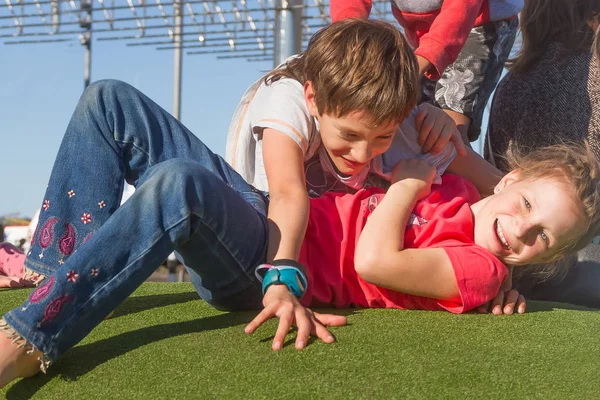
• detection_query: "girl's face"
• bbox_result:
[470,172,588,266]
[304,81,399,176]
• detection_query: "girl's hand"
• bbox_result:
[245,285,347,350]
[391,158,437,200]
[415,103,467,156]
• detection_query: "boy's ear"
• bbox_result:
[494,169,522,193]
[303,80,319,117]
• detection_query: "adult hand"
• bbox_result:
[245,285,347,350]
[415,103,467,156]
[416,55,433,76]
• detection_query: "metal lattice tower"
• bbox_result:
[1,1,396,118]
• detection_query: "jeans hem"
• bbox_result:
[23,267,47,286]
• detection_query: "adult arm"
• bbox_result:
[413,0,484,78]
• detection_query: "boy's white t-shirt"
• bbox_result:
[226,75,456,197]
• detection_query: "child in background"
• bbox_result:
[1,139,597,386]
[0,243,30,289]
[330,0,522,143]
[485,0,600,307]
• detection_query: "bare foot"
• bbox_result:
[0,331,43,388]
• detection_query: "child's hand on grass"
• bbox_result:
[244,285,347,351]
[476,269,526,315]
[476,289,527,315]
[415,103,467,156]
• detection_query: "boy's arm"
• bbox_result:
[330,0,372,21]
[446,147,503,197]
[355,159,459,300]
[414,0,484,79]
[262,128,309,262]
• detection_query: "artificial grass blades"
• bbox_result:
[1,283,599,399]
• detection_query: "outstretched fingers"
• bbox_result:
[245,306,348,350]
[245,306,275,335]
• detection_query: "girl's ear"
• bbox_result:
[494,169,522,194]
[303,80,319,117]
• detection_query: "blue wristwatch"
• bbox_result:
[255,259,309,298]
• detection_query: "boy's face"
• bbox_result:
[304,81,399,175]
[470,171,587,266]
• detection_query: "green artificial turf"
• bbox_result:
[1,283,599,399]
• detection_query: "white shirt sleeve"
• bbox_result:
[382,107,457,184]
[248,78,314,155]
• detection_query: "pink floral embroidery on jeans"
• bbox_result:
[66,271,79,283]
[58,223,77,256]
[39,217,59,249]
[42,200,50,211]
[81,213,92,225]
[39,295,73,327]
[30,276,56,304]
[83,233,93,244]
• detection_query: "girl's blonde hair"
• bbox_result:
[506,143,600,280]
[508,0,600,74]
[264,19,419,127]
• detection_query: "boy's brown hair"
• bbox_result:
[264,19,419,126]
[508,0,600,74]
[506,142,600,280]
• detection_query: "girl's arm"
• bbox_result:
[262,128,309,261]
[355,159,459,300]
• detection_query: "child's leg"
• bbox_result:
[26,79,255,283]
[420,17,519,143]
[0,158,267,384]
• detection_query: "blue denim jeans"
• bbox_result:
[3,80,267,365]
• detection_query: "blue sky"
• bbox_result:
[0,33,489,218]
[1,38,274,217]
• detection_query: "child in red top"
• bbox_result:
[330,0,523,141]
[300,173,504,313]
[247,143,600,351]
